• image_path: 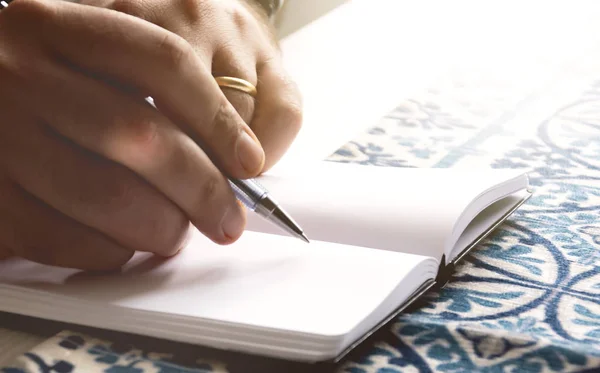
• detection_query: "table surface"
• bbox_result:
[3,1,600,372]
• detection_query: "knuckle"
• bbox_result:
[199,174,222,207]
[230,7,253,31]
[207,98,240,141]
[234,93,255,124]
[277,99,304,133]
[188,173,228,238]
[180,0,212,23]
[94,169,138,209]
[157,32,193,72]
[272,71,304,132]
[154,212,190,256]
[125,116,159,149]
[110,0,146,18]
[115,114,161,159]
[228,0,262,33]
[139,201,189,256]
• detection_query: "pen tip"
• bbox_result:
[300,233,310,244]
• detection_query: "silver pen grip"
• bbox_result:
[228,179,267,212]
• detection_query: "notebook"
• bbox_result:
[0,162,532,363]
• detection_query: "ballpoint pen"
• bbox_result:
[229,178,309,243]
[143,96,309,243]
[143,93,308,243]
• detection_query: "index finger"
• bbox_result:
[12,0,265,178]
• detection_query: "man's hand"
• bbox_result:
[0,0,301,270]
[82,0,303,171]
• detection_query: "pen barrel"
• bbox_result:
[228,179,267,211]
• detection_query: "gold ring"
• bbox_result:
[214,76,257,98]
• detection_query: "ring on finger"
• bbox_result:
[214,76,257,98]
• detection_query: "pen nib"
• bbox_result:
[300,232,310,244]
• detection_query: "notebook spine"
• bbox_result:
[433,254,453,289]
[434,191,533,290]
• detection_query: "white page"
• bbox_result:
[451,190,531,261]
[0,229,436,360]
[249,163,527,260]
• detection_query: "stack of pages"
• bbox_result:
[0,162,531,362]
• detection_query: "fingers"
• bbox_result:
[7,55,246,244]
[208,60,263,176]
[15,0,265,178]
[0,177,134,271]
[252,59,303,171]
[76,0,298,173]
[0,113,190,257]
[212,47,257,126]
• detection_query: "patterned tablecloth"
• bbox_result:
[2,35,600,373]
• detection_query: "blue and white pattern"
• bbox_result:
[330,65,600,373]
[3,60,600,373]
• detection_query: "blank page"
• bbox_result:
[247,162,527,260]
[450,190,531,260]
[0,229,436,359]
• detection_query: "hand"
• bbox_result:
[0,0,300,270]
[81,0,304,172]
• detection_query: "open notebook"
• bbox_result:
[0,162,531,363]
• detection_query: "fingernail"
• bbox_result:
[236,129,264,174]
[222,203,246,240]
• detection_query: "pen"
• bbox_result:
[229,178,309,243]
[142,111,310,243]
[146,89,310,243]
[142,93,308,242]
[141,95,309,243]
[146,92,310,243]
